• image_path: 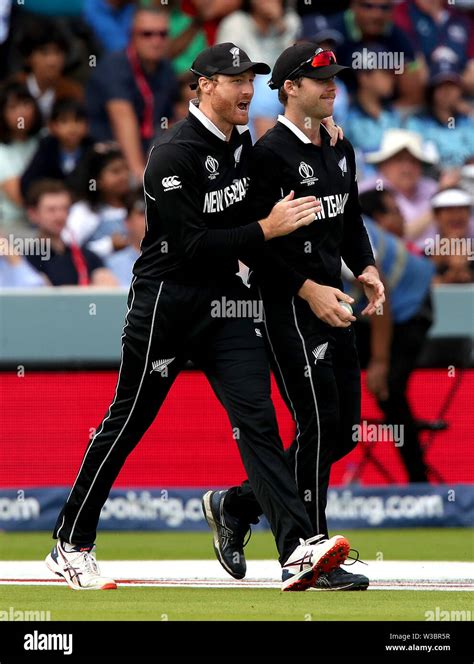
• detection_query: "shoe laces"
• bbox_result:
[343,548,368,567]
[66,546,99,575]
[232,523,252,549]
[80,549,99,575]
[298,534,326,547]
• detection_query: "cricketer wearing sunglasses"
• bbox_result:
[205,43,385,591]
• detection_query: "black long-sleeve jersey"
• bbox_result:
[245,116,376,294]
[134,101,266,286]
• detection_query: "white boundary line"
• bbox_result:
[0,560,472,591]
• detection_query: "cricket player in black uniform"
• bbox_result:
[45,43,352,592]
[204,43,385,591]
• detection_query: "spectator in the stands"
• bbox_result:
[63,143,130,258]
[362,129,439,248]
[83,0,136,53]
[461,58,474,117]
[393,0,474,74]
[346,187,435,482]
[14,19,83,121]
[173,73,198,122]
[430,188,474,284]
[0,82,42,234]
[345,44,401,176]
[216,0,301,139]
[86,6,178,182]
[182,0,242,46]
[26,179,118,286]
[0,248,47,288]
[157,0,207,76]
[406,61,474,173]
[217,0,301,69]
[20,98,93,200]
[301,0,424,108]
[106,189,145,286]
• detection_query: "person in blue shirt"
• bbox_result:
[300,0,424,107]
[0,253,46,288]
[106,189,145,286]
[83,0,136,53]
[344,188,435,482]
[345,46,402,177]
[406,61,474,173]
[393,0,473,72]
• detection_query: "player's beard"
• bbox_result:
[212,90,250,126]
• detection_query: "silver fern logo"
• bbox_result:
[338,156,347,175]
[234,145,243,165]
[150,358,175,376]
[230,46,241,67]
[312,342,328,365]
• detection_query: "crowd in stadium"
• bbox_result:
[0,0,473,289]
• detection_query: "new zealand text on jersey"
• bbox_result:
[315,193,349,220]
[203,177,250,213]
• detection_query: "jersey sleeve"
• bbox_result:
[241,144,308,296]
[340,140,376,277]
[145,144,265,259]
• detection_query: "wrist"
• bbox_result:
[298,279,318,300]
[258,218,273,241]
[363,265,379,277]
[370,357,389,366]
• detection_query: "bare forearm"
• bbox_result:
[107,101,146,178]
[168,20,202,59]
[1,177,23,206]
[369,293,391,362]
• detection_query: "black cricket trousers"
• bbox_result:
[53,276,314,564]
[225,290,362,538]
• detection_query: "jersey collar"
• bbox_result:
[277,115,312,144]
[278,114,332,145]
[189,100,249,142]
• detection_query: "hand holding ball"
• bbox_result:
[338,301,353,316]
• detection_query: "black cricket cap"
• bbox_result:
[190,42,270,90]
[268,42,349,90]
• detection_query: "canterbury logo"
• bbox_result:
[162,176,181,191]
[312,342,328,364]
[299,161,314,179]
[205,156,219,174]
[150,358,176,375]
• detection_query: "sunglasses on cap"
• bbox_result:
[285,48,338,82]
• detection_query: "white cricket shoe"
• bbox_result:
[281,534,350,591]
[45,540,117,590]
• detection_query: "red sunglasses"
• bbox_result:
[286,49,337,81]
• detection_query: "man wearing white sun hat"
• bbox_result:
[360,128,440,249]
[430,187,474,284]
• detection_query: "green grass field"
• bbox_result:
[0,529,472,621]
